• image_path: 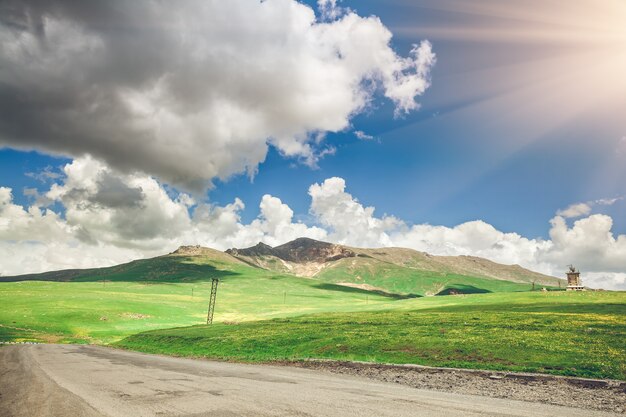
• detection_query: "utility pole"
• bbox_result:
[206,278,219,324]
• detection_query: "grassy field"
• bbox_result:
[117,291,626,380]
[315,260,546,296]
[0,252,539,344]
[0,268,399,344]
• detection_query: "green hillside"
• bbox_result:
[315,256,544,296]
[0,254,401,344]
[0,243,565,345]
[1,245,606,356]
[117,291,626,380]
[349,247,562,286]
[0,248,244,283]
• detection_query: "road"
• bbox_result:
[0,344,619,417]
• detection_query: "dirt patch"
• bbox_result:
[283,360,626,414]
[120,313,151,320]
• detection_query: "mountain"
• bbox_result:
[226,237,563,295]
[226,238,358,276]
[1,238,563,296]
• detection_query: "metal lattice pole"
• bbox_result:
[206,278,219,324]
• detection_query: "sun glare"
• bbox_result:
[398,0,626,138]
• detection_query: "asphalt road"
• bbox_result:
[0,344,620,417]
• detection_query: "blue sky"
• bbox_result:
[1,0,625,288]
[4,0,624,239]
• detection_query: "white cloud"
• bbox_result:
[0,0,435,191]
[25,166,63,183]
[557,202,592,218]
[1,169,625,290]
[392,221,552,269]
[595,196,623,206]
[584,272,626,291]
[0,187,70,242]
[45,156,192,249]
[354,130,374,140]
[545,214,626,273]
[556,197,623,219]
[309,177,402,247]
[194,194,327,249]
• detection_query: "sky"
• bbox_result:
[1,0,625,289]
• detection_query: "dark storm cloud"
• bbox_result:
[0,0,186,184]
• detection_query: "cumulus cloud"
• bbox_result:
[546,214,626,274]
[392,221,552,269]
[309,177,402,247]
[0,157,329,273]
[44,156,193,248]
[0,186,69,242]
[557,203,592,218]
[1,167,625,289]
[0,0,435,191]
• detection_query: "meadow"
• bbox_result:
[117,291,626,380]
[0,270,397,344]
[0,253,535,344]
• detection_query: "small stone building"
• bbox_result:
[566,265,584,291]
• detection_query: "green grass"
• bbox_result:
[116,291,626,380]
[0,258,400,344]
[0,254,547,344]
[315,260,554,296]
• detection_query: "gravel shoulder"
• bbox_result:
[286,360,626,414]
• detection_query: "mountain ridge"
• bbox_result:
[226,237,561,287]
[1,237,564,295]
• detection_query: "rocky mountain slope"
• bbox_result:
[226,238,358,277]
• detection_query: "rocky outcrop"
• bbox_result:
[170,245,246,264]
[227,238,356,264]
[273,238,356,263]
[226,242,275,258]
